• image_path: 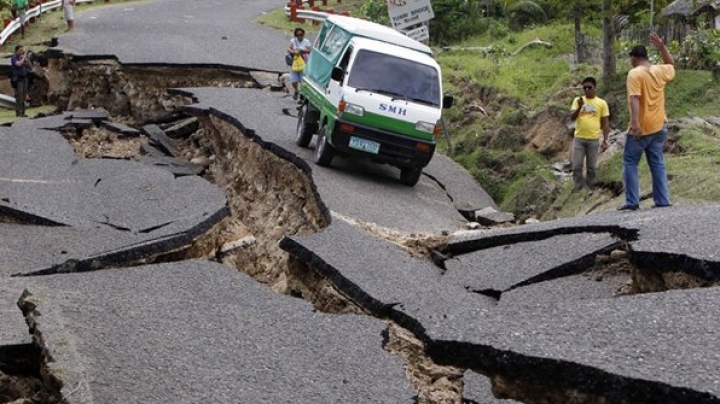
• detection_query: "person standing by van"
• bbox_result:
[288,28,311,100]
[568,77,610,193]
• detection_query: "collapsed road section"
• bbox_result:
[2,51,720,404]
[281,209,720,404]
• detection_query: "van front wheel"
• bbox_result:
[314,126,335,167]
[400,166,422,187]
[295,104,318,148]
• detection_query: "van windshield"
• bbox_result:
[347,50,440,107]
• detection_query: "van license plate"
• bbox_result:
[349,136,380,154]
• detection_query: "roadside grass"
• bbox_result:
[2,8,66,53]
[664,126,720,203]
[547,124,720,219]
[665,70,720,118]
[254,0,363,35]
[0,104,57,124]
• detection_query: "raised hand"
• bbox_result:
[649,33,665,49]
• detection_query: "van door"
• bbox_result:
[326,46,353,111]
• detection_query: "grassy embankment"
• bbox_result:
[261,8,720,220]
[439,23,720,219]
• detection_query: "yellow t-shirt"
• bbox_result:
[627,64,675,136]
[571,96,609,140]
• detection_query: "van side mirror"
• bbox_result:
[331,67,344,82]
[442,94,454,109]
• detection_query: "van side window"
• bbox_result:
[319,26,351,61]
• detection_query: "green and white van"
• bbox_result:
[296,15,453,186]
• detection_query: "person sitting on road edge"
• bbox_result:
[618,33,675,211]
[288,27,311,101]
[11,45,30,118]
[568,76,610,194]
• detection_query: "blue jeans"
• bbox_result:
[622,126,670,207]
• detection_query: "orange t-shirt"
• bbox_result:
[627,64,675,136]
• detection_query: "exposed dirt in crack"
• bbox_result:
[385,323,466,404]
[490,374,612,404]
[7,292,66,404]
[183,115,329,289]
[64,124,146,160]
[0,344,63,404]
[630,266,720,294]
[589,249,635,296]
[284,256,367,314]
[593,247,720,296]
[332,212,451,259]
[47,57,256,122]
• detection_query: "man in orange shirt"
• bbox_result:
[618,33,675,211]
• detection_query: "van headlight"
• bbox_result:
[415,121,437,134]
[339,100,365,117]
[344,103,365,117]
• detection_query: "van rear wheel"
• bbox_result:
[400,166,422,187]
[295,103,318,148]
[314,126,335,167]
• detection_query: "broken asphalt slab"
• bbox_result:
[280,219,498,334]
[141,124,181,157]
[11,261,416,403]
[170,86,495,233]
[428,287,720,404]
[0,279,32,347]
[281,207,720,402]
[442,232,620,296]
[0,126,228,275]
[444,204,720,281]
[0,222,137,277]
[498,271,631,306]
[1,128,226,232]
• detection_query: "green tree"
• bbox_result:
[612,0,673,25]
[542,0,599,63]
[502,0,547,28]
[601,0,617,81]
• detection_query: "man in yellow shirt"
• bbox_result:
[569,77,610,193]
[618,33,675,211]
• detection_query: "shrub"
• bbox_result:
[681,30,720,71]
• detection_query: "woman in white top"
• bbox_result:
[287,27,311,100]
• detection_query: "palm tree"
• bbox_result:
[502,0,547,27]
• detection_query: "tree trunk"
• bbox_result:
[602,0,616,82]
[574,7,585,64]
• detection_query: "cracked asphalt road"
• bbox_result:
[2,0,720,403]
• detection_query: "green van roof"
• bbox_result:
[325,15,432,55]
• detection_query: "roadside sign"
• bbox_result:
[402,24,429,42]
[387,0,435,30]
